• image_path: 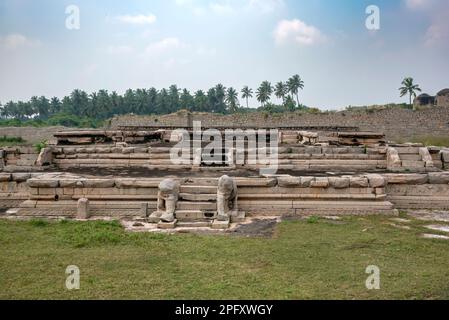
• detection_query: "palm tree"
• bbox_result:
[399,77,421,109]
[194,90,207,112]
[287,75,304,106]
[226,87,239,113]
[256,81,273,107]
[275,82,288,104]
[241,86,253,108]
[214,84,227,113]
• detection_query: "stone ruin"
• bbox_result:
[1,123,449,233]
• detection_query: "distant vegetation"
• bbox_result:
[0,113,104,128]
[0,75,432,129]
[0,75,308,127]
[345,103,412,112]
[399,77,421,108]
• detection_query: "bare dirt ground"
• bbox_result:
[231,218,279,237]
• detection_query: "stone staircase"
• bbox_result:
[395,146,435,172]
[159,178,244,229]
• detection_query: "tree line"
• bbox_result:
[0,75,307,124]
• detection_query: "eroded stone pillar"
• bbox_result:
[77,198,90,219]
[216,175,238,221]
[149,179,180,223]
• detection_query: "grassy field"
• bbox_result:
[1,215,449,300]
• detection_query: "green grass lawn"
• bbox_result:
[1,215,449,300]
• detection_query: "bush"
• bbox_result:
[34,140,48,153]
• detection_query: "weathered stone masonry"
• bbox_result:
[110,107,449,141]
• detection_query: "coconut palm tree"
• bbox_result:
[275,82,288,104]
[399,77,421,109]
[256,81,273,107]
[214,84,227,113]
[226,87,239,113]
[287,75,304,106]
[241,86,253,108]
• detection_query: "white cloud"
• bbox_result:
[116,14,157,25]
[248,0,284,14]
[107,45,134,55]
[274,19,326,46]
[425,11,449,46]
[193,7,207,16]
[404,0,449,47]
[209,2,234,15]
[163,57,190,69]
[0,33,40,50]
[175,0,195,5]
[145,37,185,55]
[176,0,283,16]
[196,46,217,56]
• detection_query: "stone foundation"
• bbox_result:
[1,124,449,231]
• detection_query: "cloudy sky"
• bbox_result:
[0,0,448,109]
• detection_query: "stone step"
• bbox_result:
[179,193,216,201]
[148,159,178,165]
[180,185,217,194]
[396,147,420,154]
[433,160,443,169]
[239,200,394,211]
[201,160,229,165]
[175,210,216,221]
[149,153,172,159]
[150,147,172,154]
[182,178,218,186]
[240,193,379,200]
[399,154,422,161]
[177,201,216,210]
[177,221,213,228]
[401,160,425,168]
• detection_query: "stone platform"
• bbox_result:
[1,127,449,232]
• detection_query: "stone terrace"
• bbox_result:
[1,123,449,232]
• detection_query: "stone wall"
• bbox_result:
[437,95,449,108]
[1,146,40,172]
[0,126,66,144]
[19,173,393,217]
[4,171,449,217]
[0,173,33,208]
[110,107,449,141]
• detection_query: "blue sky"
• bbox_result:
[0,0,448,109]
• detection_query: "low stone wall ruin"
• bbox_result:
[2,171,447,219]
[110,107,449,142]
[0,147,40,172]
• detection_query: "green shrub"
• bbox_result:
[34,140,48,153]
[306,216,320,224]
